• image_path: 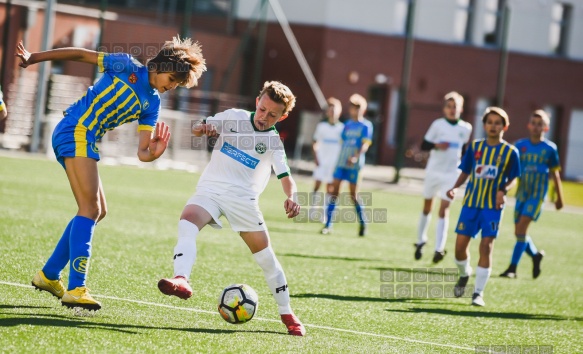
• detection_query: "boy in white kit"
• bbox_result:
[415,92,472,263]
[157,81,305,336]
[311,97,344,219]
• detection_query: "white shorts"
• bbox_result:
[186,190,267,232]
[423,171,458,201]
[313,162,336,184]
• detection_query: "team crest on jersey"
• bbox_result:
[521,146,527,153]
[129,73,138,84]
[458,222,465,231]
[474,150,482,160]
[143,100,150,110]
[255,142,267,154]
[475,164,498,179]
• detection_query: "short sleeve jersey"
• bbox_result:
[424,118,473,174]
[514,138,560,203]
[196,109,290,199]
[336,120,372,170]
[313,121,344,165]
[64,52,161,140]
[459,139,521,209]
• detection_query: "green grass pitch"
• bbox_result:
[0,156,581,353]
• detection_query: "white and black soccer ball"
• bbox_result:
[217,284,258,324]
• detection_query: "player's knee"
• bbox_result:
[78,202,101,221]
[97,206,108,222]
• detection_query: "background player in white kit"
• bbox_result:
[311,97,344,220]
[157,81,305,336]
[415,92,472,263]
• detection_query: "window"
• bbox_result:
[550,2,572,56]
[454,0,476,43]
[483,0,506,46]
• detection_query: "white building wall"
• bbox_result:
[236,0,583,60]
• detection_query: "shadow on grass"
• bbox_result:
[386,307,583,321]
[291,293,462,306]
[0,305,52,310]
[363,266,459,277]
[278,253,385,262]
[0,313,285,335]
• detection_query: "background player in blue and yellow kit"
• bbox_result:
[15,37,206,310]
[322,93,372,237]
[499,110,564,279]
[446,107,520,307]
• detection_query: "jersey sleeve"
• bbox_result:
[272,138,290,179]
[98,52,133,74]
[363,122,373,145]
[506,148,521,180]
[313,123,322,142]
[424,120,439,143]
[206,110,232,133]
[137,98,160,132]
[459,141,474,174]
[549,145,561,171]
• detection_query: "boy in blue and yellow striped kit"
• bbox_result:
[446,107,520,307]
[16,37,206,310]
[500,110,564,279]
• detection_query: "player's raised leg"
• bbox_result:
[158,204,213,299]
[240,230,305,336]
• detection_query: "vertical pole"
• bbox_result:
[495,3,510,107]
[251,0,268,95]
[393,0,416,183]
[31,0,56,153]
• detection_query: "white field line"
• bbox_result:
[0,280,474,351]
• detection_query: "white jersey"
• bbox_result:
[313,121,344,165]
[424,118,472,174]
[196,109,290,199]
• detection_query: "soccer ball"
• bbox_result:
[217,284,258,324]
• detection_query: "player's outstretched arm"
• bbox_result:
[16,40,98,68]
[551,170,564,210]
[280,176,300,219]
[446,172,469,200]
[137,122,171,162]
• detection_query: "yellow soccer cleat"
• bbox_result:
[32,270,65,299]
[61,287,102,311]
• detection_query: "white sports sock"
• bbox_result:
[253,246,292,315]
[474,266,492,296]
[417,213,431,244]
[435,217,449,252]
[454,258,472,277]
[173,220,199,279]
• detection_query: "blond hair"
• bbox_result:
[444,91,464,108]
[482,106,510,127]
[327,97,342,115]
[258,81,296,115]
[532,109,551,127]
[349,93,367,113]
[147,35,206,88]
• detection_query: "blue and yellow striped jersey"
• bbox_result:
[515,138,560,203]
[336,120,372,169]
[459,139,520,209]
[64,53,160,140]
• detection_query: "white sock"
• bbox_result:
[173,220,199,279]
[253,246,292,315]
[454,258,472,277]
[435,217,448,252]
[474,266,492,296]
[417,213,431,244]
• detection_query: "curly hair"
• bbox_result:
[147,35,206,88]
[258,81,296,115]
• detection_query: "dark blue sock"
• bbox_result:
[354,202,365,225]
[42,218,74,280]
[510,235,528,266]
[325,201,336,228]
[68,216,96,290]
[525,235,538,257]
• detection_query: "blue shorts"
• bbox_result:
[514,198,543,223]
[455,206,503,238]
[52,117,100,169]
[333,167,360,184]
